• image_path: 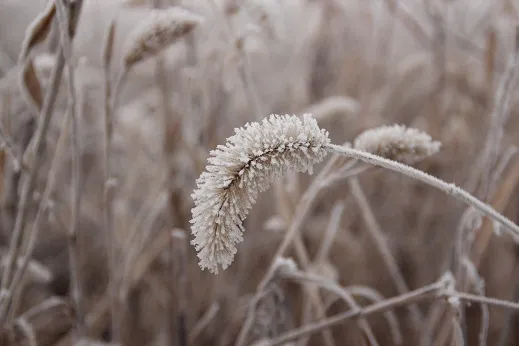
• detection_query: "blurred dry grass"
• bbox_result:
[1,0,519,345]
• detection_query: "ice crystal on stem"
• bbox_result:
[190,114,330,273]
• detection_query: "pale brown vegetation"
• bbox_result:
[1,0,519,345]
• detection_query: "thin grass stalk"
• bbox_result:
[102,27,118,343]
[348,177,423,329]
[270,275,519,346]
[314,201,345,263]
[326,144,519,239]
[268,279,445,346]
[3,104,71,324]
[171,229,188,346]
[282,271,379,346]
[0,49,65,323]
[290,235,335,346]
[208,0,264,119]
[188,302,219,344]
[54,0,84,336]
[467,27,519,197]
[346,286,403,345]
[234,155,343,346]
[0,46,64,282]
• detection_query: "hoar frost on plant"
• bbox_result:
[190,114,330,274]
[354,124,441,164]
[123,7,203,67]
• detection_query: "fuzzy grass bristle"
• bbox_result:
[190,114,330,274]
[353,124,441,164]
[123,6,203,67]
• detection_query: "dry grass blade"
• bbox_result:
[471,157,519,268]
[188,302,220,344]
[54,0,85,337]
[0,51,66,322]
[348,177,423,329]
[19,0,57,60]
[268,279,447,346]
[0,149,5,200]
[20,59,43,111]
[170,229,188,346]
[281,270,379,346]
[327,144,519,242]
[102,20,116,70]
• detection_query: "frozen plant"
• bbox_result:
[354,124,441,164]
[123,6,203,67]
[190,114,330,273]
[191,114,519,274]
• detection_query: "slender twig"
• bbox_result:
[171,229,188,346]
[346,286,403,345]
[1,0,83,322]
[0,122,26,174]
[55,0,84,336]
[282,271,379,346]
[103,39,117,344]
[268,280,445,346]
[348,178,423,329]
[444,291,519,311]
[314,201,345,264]
[326,144,519,240]
[2,99,71,323]
[188,302,220,344]
[0,50,65,301]
[208,0,264,119]
[234,154,344,346]
[467,26,519,198]
[269,277,519,346]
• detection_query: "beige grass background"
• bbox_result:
[1,0,519,345]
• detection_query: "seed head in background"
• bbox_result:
[123,6,203,68]
[190,114,330,274]
[353,124,442,165]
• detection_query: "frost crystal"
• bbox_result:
[353,124,441,164]
[123,7,203,67]
[190,114,330,274]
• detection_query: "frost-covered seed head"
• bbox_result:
[273,257,298,276]
[353,124,441,164]
[190,114,330,274]
[123,7,203,67]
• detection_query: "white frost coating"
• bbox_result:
[123,6,203,66]
[354,124,441,164]
[190,114,330,273]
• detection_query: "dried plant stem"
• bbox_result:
[270,277,519,346]
[448,291,519,310]
[235,156,342,346]
[282,271,379,346]
[268,279,445,346]
[189,302,219,344]
[468,27,519,197]
[346,286,402,345]
[170,229,188,346]
[348,178,423,328]
[0,49,65,319]
[315,201,345,263]
[291,235,335,346]
[2,102,71,324]
[0,122,26,174]
[103,50,127,344]
[208,0,264,119]
[55,0,84,336]
[326,144,519,240]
